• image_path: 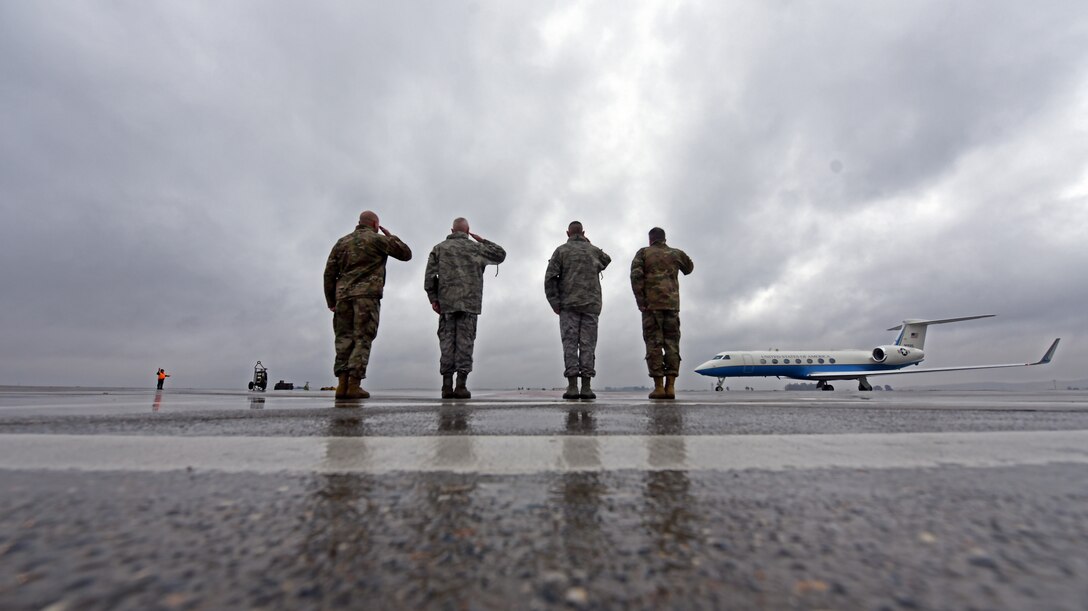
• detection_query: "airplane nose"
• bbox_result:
[694,360,716,375]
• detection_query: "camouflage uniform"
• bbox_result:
[324,224,412,378]
[630,240,694,377]
[437,312,478,375]
[424,232,506,374]
[545,235,611,377]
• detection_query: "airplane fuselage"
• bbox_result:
[694,348,924,382]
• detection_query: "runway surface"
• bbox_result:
[1,387,1087,610]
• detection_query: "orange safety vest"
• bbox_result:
[158,371,167,380]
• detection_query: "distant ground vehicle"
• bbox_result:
[249,361,268,391]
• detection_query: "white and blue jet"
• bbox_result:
[694,315,1060,391]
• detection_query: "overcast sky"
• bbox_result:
[2,1,1086,390]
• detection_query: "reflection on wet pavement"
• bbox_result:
[437,406,470,432]
[644,407,698,574]
[646,406,687,468]
[408,472,483,607]
[436,406,475,468]
[551,409,608,587]
[297,413,376,605]
[323,416,369,473]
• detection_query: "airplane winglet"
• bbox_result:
[1035,338,1060,365]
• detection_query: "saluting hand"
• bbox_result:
[378,225,392,236]
[468,231,484,242]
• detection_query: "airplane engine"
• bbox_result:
[871,345,923,365]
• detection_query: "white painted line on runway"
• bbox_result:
[2,430,1088,474]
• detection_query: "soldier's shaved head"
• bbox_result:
[648,227,666,244]
[359,210,379,228]
[452,217,470,233]
[567,221,584,235]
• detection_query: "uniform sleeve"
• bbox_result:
[677,249,694,275]
[383,235,413,262]
[424,248,440,304]
[597,247,611,271]
[323,243,341,308]
[630,248,646,310]
[544,249,562,312]
[478,239,507,265]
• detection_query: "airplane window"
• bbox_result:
[818,358,825,364]
[807,358,813,364]
[722,355,731,360]
[760,359,767,364]
[771,359,778,364]
[829,358,837,364]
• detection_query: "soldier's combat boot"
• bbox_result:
[648,376,667,399]
[563,377,580,400]
[664,376,676,400]
[453,372,471,399]
[579,376,596,400]
[334,373,349,400]
[441,374,455,399]
[343,376,370,400]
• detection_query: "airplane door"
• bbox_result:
[742,354,754,373]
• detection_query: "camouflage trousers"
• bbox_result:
[333,297,380,379]
[641,310,681,377]
[438,312,478,375]
[559,310,598,377]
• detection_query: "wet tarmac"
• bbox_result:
[1,387,1087,610]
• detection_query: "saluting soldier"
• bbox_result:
[545,221,611,399]
[630,226,693,399]
[424,217,506,398]
[324,210,412,401]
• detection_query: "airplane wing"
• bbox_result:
[806,339,1060,381]
[885,314,995,331]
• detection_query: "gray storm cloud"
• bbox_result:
[1,1,1086,389]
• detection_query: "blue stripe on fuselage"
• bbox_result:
[694,363,907,380]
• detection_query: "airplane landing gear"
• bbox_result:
[858,377,873,391]
[715,378,725,392]
[817,380,835,391]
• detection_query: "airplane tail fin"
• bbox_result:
[888,315,995,350]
